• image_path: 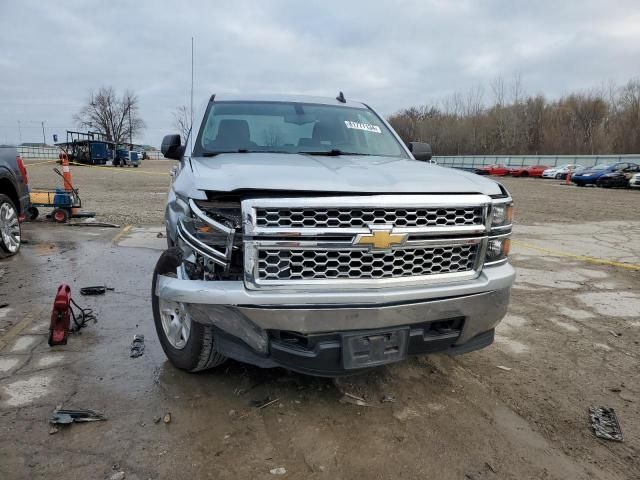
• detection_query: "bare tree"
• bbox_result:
[74,87,145,143]
[173,105,191,144]
[388,75,640,156]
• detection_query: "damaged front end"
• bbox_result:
[169,194,270,354]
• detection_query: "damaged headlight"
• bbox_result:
[177,199,241,267]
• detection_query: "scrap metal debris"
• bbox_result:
[163,412,171,424]
[496,365,512,371]
[589,406,623,442]
[269,467,287,475]
[339,392,373,407]
[130,334,145,358]
[49,408,106,425]
[381,394,397,403]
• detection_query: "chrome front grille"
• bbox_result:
[258,245,478,281]
[255,207,483,228]
[243,195,491,289]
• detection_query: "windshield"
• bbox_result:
[194,101,408,158]
[589,164,609,171]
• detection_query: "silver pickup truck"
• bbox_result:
[153,94,514,376]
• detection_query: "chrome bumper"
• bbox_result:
[156,263,514,353]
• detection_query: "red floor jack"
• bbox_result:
[49,284,71,346]
[48,284,97,346]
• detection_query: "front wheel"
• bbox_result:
[152,248,226,372]
[0,194,20,258]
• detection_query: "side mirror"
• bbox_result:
[161,134,184,160]
[408,142,432,161]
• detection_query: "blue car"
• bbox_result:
[571,163,633,187]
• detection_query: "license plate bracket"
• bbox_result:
[342,327,409,370]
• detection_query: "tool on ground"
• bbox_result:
[49,408,106,424]
[589,406,623,442]
[27,150,95,223]
[48,284,97,346]
[130,334,145,358]
[48,284,71,346]
[80,286,114,296]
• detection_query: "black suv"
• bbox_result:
[0,146,29,258]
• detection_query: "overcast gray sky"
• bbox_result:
[1,0,639,146]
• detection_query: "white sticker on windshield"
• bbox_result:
[344,121,382,133]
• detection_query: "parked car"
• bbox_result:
[542,164,584,180]
[152,93,515,376]
[596,163,640,188]
[474,164,510,176]
[0,146,29,258]
[509,165,550,178]
[572,163,637,187]
[630,172,640,189]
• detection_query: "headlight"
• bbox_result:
[485,237,511,263]
[490,202,513,227]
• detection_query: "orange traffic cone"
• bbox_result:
[58,153,79,216]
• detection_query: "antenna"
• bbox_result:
[190,36,194,155]
[336,91,346,103]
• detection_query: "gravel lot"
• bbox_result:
[24,159,640,226]
[4,160,638,479]
[25,159,174,226]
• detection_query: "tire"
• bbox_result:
[133,164,139,168]
[555,173,563,179]
[521,171,529,177]
[152,248,226,372]
[27,206,39,221]
[0,194,20,258]
[51,208,69,223]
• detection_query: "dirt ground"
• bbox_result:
[1,165,639,479]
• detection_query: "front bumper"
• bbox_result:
[156,263,514,374]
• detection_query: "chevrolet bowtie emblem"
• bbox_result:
[354,226,407,250]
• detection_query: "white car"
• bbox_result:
[630,172,640,189]
[542,164,584,179]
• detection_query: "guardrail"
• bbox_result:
[433,154,640,170]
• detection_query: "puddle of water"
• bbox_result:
[0,357,21,373]
[576,291,640,317]
[1,374,52,407]
[494,335,530,354]
[10,336,40,353]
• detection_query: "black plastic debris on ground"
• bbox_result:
[589,406,623,442]
[130,334,145,358]
[80,285,114,296]
[50,408,107,425]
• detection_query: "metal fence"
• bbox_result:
[17,145,164,161]
[433,154,640,171]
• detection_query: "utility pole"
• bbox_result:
[128,106,132,146]
[190,36,194,154]
[17,120,22,145]
[41,121,46,145]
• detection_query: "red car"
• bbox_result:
[474,164,510,176]
[509,165,550,178]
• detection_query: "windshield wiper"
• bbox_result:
[300,149,372,156]
[201,149,251,157]
[202,149,298,157]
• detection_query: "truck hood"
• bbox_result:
[189,153,503,196]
